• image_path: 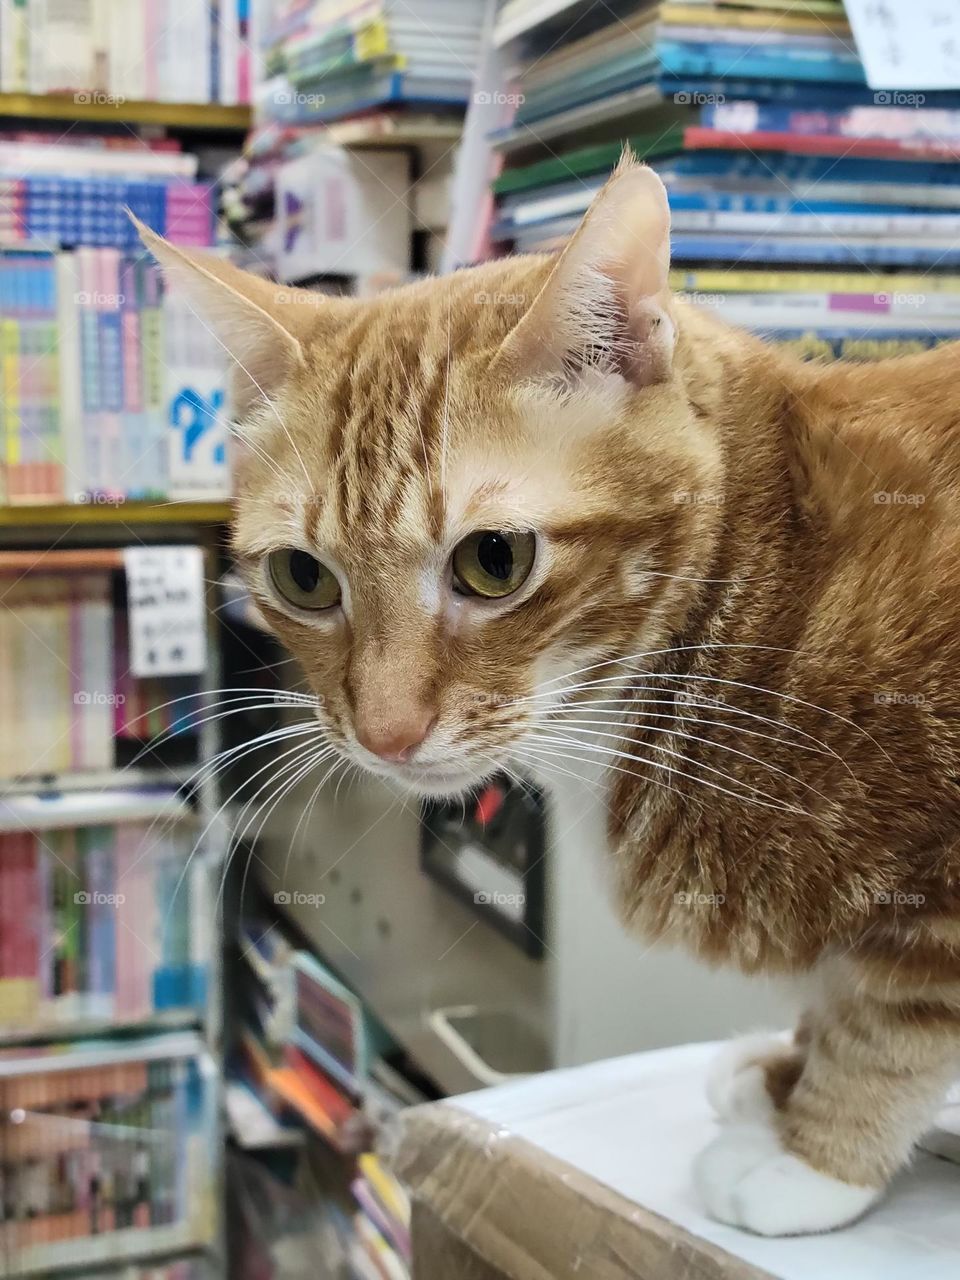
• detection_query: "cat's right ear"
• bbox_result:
[131,215,340,418]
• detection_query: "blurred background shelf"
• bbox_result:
[0,92,251,129]
[0,502,233,529]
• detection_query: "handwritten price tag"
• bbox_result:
[846,0,960,89]
[123,545,207,677]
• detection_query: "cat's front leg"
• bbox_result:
[694,957,960,1236]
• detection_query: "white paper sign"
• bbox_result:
[846,0,960,90]
[123,545,207,677]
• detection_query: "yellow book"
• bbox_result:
[669,269,960,295]
[660,3,851,33]
[359,1152,411,1227]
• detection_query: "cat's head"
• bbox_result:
[140,155,723,796]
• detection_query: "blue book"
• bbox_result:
[670,234,960,267]
[658,40,865,84]
[662,76,960,111]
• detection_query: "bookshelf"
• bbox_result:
[0,92,251,129]
[0,517,230,1275]
[0,501,233,529]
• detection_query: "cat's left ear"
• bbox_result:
[492,153,674,388]
[130,214,349,418]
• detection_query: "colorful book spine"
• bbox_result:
[0,819,205,1033]
[0,1038,216,1270]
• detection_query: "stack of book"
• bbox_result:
[0,812,208,1037]
[488,0,960,358]
[0,1032,218,1276]
[0,247,228,505]
[0,0,252,103]
[0,565,202,779]
[350,1153,411,1280]
[257,0,486,124]
[0,136,213,250]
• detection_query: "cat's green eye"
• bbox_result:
[452,530,536,600]
[268,549,341,611]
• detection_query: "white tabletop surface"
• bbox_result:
[455,1041,960,1280]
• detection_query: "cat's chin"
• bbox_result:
[355,756,493,801]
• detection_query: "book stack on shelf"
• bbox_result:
[0,561,202,776]
[256,0,487,125]
[0,1032,218,1277]
[0,244,229,505]
[0,136,214,250]
[0,537,224,1275]
[350,1153,411,1280]
[228,909,426,1278]
[0,0,253,105]
[0,809,210,1038]
[485,0,960,360]
[226,1,482,285]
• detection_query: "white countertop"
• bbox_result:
[455,1041,960,1280]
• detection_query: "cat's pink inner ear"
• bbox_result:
[493,157,675,388]
[130,214,339,419]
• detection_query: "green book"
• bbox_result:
[493,126,688,196]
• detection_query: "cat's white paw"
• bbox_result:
[705,1032,789,1122]
[694,1122,882,1236]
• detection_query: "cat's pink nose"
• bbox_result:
[356,709,437,763]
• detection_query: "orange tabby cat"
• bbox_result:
[136,153,960,1236]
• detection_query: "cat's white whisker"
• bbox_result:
[540,696,837,756]
[530,731,806,815]
[161,727,329,942]
[233,742,339,912]
[118,722,322,887]
[533,642,804,691]
[524,665,886,764]
[522,681,847,764]
[544,719,832,804]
